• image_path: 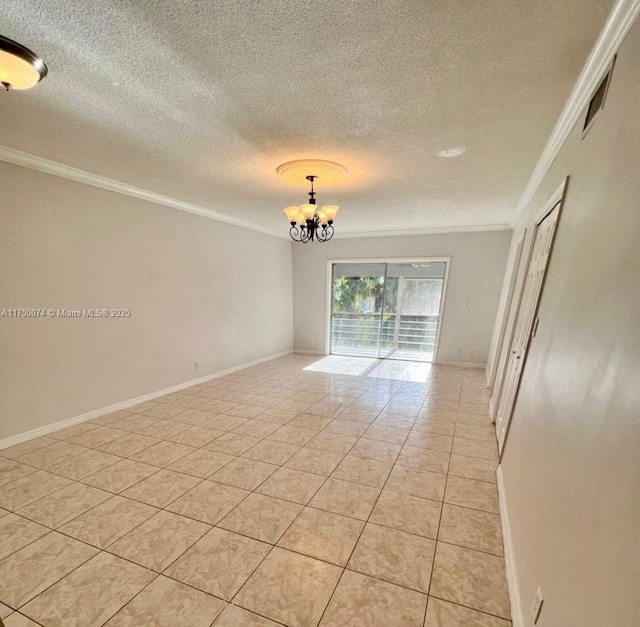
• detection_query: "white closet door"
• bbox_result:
[496,201,561,453]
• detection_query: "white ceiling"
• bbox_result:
[0,1,614,235]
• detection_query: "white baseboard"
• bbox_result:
[293,352,486,368]
[435,360,486,369]
[0,349,293,451]
[293,349,326,356]
[489,396,497,424]
[497,465,524,627]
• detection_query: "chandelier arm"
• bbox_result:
[303,221,312,242]
[289,225,303,242]
[324,225,335,241]
[316,224,329,242]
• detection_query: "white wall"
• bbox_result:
[0,162,293,441]
[292,231,511,365]
[491,17,640,627]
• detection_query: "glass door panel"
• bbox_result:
[383,262,445,361]
[330,263,386,358]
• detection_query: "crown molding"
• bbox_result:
[512,0,640,226]
[0,144,511,239]
[0,144,287,239]
[0,144,509,239]
[333,224,512,239]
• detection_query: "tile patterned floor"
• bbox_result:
[0,354,510,626]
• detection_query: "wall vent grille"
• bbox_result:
[582,56,616,138]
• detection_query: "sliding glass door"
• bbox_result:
[330,261,447,362]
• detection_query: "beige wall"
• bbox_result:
[0,163,293,440]
[292,231,511,364]
[492,18,640,627]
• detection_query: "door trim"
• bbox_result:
[496,176,569,457]
[487,230,526,395]
[324,257,451,362]
[491,232,537,423]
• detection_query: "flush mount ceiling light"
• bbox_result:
[0,35,48,91]
[278,159,346,243]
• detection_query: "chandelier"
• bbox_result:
[278,159,346,244]
[283,176,339,243]
[0,35,48,91]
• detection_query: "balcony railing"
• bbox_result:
[331,312,438,362]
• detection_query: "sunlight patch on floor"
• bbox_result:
[303,355,377,376]
[303,355,435,383]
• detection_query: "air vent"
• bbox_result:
[582,56,616,137]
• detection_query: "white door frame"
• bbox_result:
[487,230,526,396]
[495,176,569,455]
[324,257,451,362]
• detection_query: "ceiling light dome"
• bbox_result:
[0,35,48,91]
[277,159,347,186]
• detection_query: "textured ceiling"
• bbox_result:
[0,0,614,234]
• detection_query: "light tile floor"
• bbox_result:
[0,354,510,626]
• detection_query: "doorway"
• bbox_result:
[328,259,449,362]
[494,179,567,454]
